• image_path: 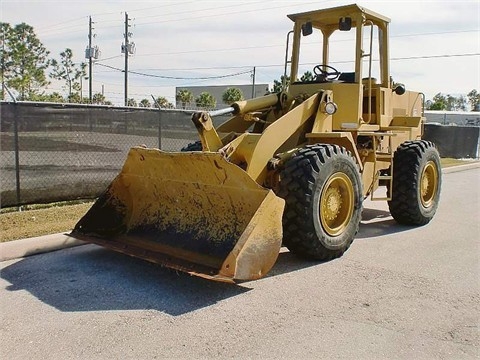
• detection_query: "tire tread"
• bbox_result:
[388,140,441,225]
[278,144,362,261]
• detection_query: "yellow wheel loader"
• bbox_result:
[71,4,441,282]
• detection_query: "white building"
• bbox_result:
[425,111,480,126]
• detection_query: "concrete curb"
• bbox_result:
[0,233,85,262]
[442,161,480,173]
[1,162,478,263]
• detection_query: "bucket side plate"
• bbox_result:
[71,147,284,281]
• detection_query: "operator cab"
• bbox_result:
[286,4,391,88]
[285,4,411,128]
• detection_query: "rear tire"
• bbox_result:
[278,144,363,260]
[388,140,441,225]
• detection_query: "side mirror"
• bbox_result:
[339,17,352,31]
[302,22,313,36]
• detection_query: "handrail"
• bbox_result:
[364,20,374,124]
[283,30,294,88]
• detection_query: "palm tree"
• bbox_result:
[222,87,244,104]
[300,71,314,82]
[127,98,137,107]
[176,89,193,109]
[139,98,151,108]
[153,96,174,109]
[92,92,106,104]
[195,92,216,110]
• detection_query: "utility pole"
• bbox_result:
[85,16,99,103]
[121,13,135,106]
[124,13,129,106]
[88,16,93,103]
[1,32,6,100]
[251,66,256,99]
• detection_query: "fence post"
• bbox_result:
[13,103,21,207]
[151,96,162,150]
[158,110,162,150]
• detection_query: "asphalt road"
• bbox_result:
[1,167,479,360]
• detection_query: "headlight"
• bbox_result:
[324,101,337,115]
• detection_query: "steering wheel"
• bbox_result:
[313,64,341,81]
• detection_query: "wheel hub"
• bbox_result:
[323,187,342,221]
[420,161,438,207]
[319,172,354,237]
[421,173,430,196]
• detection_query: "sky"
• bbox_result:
[1,0,479,106]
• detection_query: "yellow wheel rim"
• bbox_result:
[320,173,354,236]
[420,161,438,208]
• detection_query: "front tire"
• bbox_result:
[278,144,363,260]
[388,140,442,225]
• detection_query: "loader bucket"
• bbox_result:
[71,147,285,282]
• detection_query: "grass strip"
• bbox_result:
[0,202,92,242]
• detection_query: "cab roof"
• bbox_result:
[287,3,390,29]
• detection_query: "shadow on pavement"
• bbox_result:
[357,207,415,239]
[1,207,416,313]
[1,245,250,316]
[266,250,323,279]
[1,244,319,315]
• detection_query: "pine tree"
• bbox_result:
[1,22,50,100]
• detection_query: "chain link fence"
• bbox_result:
[0,101,227,208]
[2,102,478,208]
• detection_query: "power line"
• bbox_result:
[35,1,198,32]
[391,53,480,61]
[134,1,321,26]
[96,29,476,60]
[95,63,253,80]
[29,0,478,41]
[49,1,322,33]
[97,55,123,62]
[132,1,264,22]
[89,0,199,17]
[36,16,86,31]
[94,52,480,75]
[60,52,480,93]
[393,29,480,38]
